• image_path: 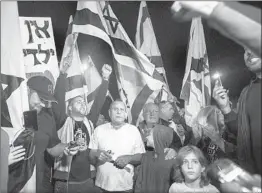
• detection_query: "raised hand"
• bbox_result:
[212,80,231,114]
[171,1,220,22]
[102,64,112,81]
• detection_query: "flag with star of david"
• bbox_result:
[72,1,166,125]
[1,2,36,193]
[180,17,211,128]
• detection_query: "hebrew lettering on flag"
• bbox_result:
[1,2,36,193]
[19,17,59,86]
[73,1,165,124]
[180,17,211,128]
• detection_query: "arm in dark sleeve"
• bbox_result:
[52,73,68,129]
[224,110,238,136]
[88,79,109,126]
[208,2,261,56]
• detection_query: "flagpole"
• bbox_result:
[201,71,206,107]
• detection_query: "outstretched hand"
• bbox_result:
[171,1,221,22]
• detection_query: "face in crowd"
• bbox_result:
[244,49,261,74]
[109,100,127,125]
[68,96,88,117]
[160,102,175,121]
[143,103,160,124]
[181,152,205,183]
[28,90,45,114]
[176,124,185,137]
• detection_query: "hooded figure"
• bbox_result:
[134,125,178,193]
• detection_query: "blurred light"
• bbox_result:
[213,72,221,79]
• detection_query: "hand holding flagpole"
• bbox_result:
[60,33,79,74]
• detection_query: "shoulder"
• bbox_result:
[169,182,185,193]
[124,123,140,133]
[155,124,170,129]
[94,122,110,133]
[204,184,220,193]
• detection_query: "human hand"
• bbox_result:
[171,1,221,22]
[64,142,80,156]
[220,174,261,193]
[114,155,131,169]
[102,64,112,81]
[164,148,177,160]
[97,150,113,163]
[8,145,26,165]
[212,81,231,114]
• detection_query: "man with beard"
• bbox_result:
[213,49,261,175]
[52,64,112,193]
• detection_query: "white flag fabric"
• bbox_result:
[180,17,211,127]
[19,16,60,87]
[135,1,168,83]
[60,15,103,113]
[72,1,165,124]
[1,2,36,193]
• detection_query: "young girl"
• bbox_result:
[169,145,219,193]
[134,125,178,193]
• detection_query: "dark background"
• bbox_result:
[18,1,262,106]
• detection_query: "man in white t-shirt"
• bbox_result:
[89,100,145,192]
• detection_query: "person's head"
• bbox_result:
[68,95,88,118]
[159,101,175,121]
[146,126,173,156]
[194,106,225,140]
[244,49,261,74]
[143,102,160,124]
[27,76,57,114]
[176,123,185,137]
[174,145,209,187]
[109,99,127,125]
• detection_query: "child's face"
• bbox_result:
[181,152,205,183]
[146,130,154,148]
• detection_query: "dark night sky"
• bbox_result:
[18,1,261,106]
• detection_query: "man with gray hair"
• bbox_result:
[89,99,145,193]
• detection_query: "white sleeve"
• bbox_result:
[132,126,146,154]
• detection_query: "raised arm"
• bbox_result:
[88,64,112,126]
[171,1,261,56]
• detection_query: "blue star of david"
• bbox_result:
[102,2,119,34]
[1,74,24,127]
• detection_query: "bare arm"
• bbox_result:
[46,143,67,158]
[171,1,261,56]
[208,2,261,56]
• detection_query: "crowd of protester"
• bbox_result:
[1,1,261,193]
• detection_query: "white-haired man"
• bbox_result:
[89,100,145,193]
